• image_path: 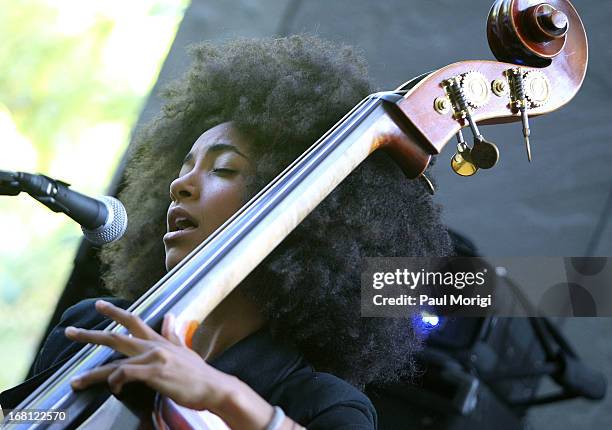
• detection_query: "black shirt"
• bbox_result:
[0,298,377,429]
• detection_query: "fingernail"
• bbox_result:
[70,377,81,388]
[65,326,78,336]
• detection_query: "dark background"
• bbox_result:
[52,1,612,428]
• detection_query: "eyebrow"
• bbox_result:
[182,143,248,165]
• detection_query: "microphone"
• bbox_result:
[0,170,127,245]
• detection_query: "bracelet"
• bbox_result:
[265,406,286,430]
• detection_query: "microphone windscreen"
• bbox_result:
[82,196,128,245]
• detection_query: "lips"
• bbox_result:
[164,206,199,242]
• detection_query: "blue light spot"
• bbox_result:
[422,315,440,327]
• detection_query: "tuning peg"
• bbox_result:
[507,67,546,162]
[451,130,479,176]
[520,109,532,162]
[464,114,499,170]
[471,136,500,169]
[443,77,500,172]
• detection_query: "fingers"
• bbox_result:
[107,364,161,394]
[94,300,160,341]
[161,314,183,346]
[71,361,121,390]
[65,326,149,357]
[71,348,163,392]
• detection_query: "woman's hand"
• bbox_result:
[65,300,304,429]
[66,300,238,412]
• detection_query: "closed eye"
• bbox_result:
[211,167,237,175]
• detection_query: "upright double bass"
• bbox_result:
[2,0,587,428]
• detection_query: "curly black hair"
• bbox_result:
[100,35,453,388]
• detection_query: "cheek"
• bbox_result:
[198,182,247,234]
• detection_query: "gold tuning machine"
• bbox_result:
[471,136,500,169]
[444,74,500,175]
[507,68,550,162]
[451,130,479,177]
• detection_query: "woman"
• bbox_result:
[1,35,453,428]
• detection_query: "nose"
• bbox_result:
[169,171,199,202]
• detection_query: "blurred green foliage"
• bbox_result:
[0,0,188,391]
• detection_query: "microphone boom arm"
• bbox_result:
[13,171,106,230]
[0,169,127,245]
[0,170,21,196]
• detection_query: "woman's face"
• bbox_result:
[163,122,254,271]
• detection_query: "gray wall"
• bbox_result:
[133,1,612,428]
